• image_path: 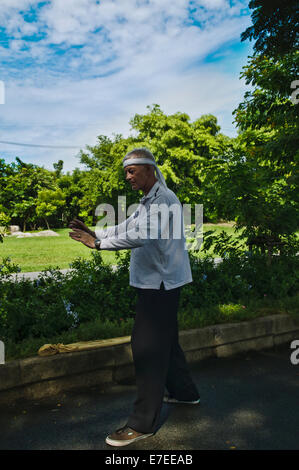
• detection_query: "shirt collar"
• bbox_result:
[140,180,160,203]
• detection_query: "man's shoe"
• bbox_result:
[105,426,153,447]
[163,395,200,405]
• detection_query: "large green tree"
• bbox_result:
[79,105,233,224]
[1,158,56,231]
[36,188,66,229]
[240,0,298,58]
[202,0,299,262]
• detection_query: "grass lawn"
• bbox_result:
[1,223,244,272]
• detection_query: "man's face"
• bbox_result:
[124,164,149,191]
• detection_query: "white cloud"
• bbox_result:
[0,0,252,171]
[196,0,228,9]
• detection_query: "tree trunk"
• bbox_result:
[266,247,272,267]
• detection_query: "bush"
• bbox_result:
[0,251,136,348]
[0,250,298,360]
[0,269,74,343]
[181,251,299,314]
[63,250,136,324]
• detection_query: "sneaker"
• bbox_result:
[163,396,200,405]
[105,426,153,447]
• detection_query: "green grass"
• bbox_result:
[1,223,242,272]
[1,228,117,272]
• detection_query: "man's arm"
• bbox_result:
[69,210,138,240]
[69,219,96,238]
[99,200,175,251]
[95,211,137,240]
[69,209,141,249]
[69,197,177,251]
[69,228,97,248]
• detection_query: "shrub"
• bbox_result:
[0,250,298,360]
[181,251,299,314]
[63,250,136,324]
[0,269,74,343]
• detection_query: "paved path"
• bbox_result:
[0,343,298,450]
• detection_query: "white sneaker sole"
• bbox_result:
[163,397,200,404]
[105,433,153,447]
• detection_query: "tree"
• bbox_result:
[79,105,233,225]
[208,0,299,262]
[0,159,14,241]
[241,0,298,58]
[36,189,66,229]
[56,169,86,225]
[53,160,64,178]
[129,105,231,207]
[2,158,55,231]
[0,209,10,243]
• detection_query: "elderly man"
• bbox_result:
[69,147,200,447]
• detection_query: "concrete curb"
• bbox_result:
[0,314,298,404]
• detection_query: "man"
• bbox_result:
[69,147,200,447]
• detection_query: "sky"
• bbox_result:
[0,0,253,172]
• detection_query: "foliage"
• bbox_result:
[129,107,232,209]
[203,0,299,260]
[64,250,135,324]
[0,267,74,343]
[78,106,233,222]
[241,0,298,58]
[0,256,20,278]
[0,251,298,361]
[0,157,87,231]
[36,188,66,229]
[0,0,298,256]
[0,210,10,243]
[0,158,56,231]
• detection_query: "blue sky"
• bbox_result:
[0,0,253,172]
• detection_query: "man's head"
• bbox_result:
[123,148,157,193]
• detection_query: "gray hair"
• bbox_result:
[123,147,156,173]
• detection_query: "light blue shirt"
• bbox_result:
[96,181,193,290]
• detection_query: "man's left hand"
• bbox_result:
[69,228,96,249]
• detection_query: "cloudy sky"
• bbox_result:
[0,0,253,172]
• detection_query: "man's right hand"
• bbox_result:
[68,219,96,238]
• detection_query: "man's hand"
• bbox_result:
[68,218,96,238]
[69,228,96,249]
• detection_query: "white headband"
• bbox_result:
[123,157,167,189]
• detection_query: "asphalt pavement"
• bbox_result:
[0,343,298,451]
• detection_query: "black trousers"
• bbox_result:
[127,282,200,434]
